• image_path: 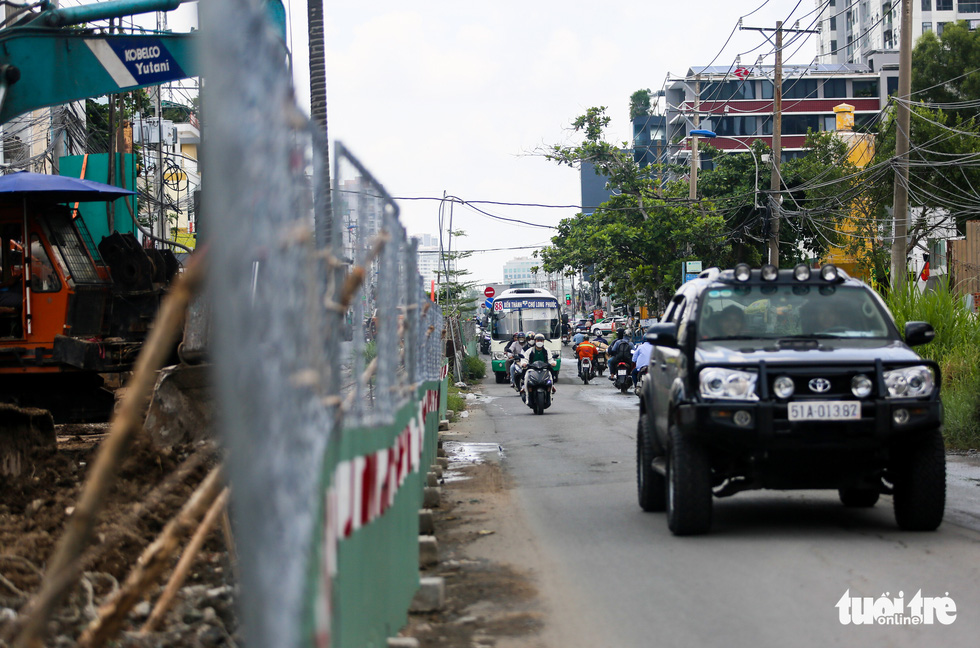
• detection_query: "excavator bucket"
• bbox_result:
[0,403,55,478]
[143,294,212,447]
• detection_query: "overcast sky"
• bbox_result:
[167,0,820,287]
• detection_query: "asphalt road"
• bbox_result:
[474,345,980,648]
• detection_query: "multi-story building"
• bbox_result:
[169,119,201,250]
[416,233,456,288]
[663,63,898,166]
[501,256,570,300]
[502,257,539,286]
[337,177,385,265]
[816,0,980,66]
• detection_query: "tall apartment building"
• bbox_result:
[502,257,539,286]
[816,0,980,66]
[502,256,568,297]
[415,233,456,288]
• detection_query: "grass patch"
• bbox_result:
[464,355,487,382]
[883,281,980,450]
[447,383,466,421]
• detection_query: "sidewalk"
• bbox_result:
[398,395,551,647]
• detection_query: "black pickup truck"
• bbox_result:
[636,263,945,535]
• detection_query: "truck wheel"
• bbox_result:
[666,426,712,535]
[892,428,945,531]
[838,488,879,507]
[636,413,665,512]
[494,372,507,384]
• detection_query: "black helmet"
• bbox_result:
[616,328,625,339]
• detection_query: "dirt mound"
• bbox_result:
[0,427,236,646]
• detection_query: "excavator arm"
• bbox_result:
[0,0,285,124]
[0,30,195,123]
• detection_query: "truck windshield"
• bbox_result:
[698,285,893,340]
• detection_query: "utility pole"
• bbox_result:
[769,21,782,266]
[688,74,701,201]
[741,20,819,266]
[891,0,913,291]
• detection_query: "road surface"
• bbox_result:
[458,345,980,647]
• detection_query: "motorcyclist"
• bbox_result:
[523,332,535,350]
[608,328,634,381]
[575,333,598,377]
[631,333,654,386]
[521,333,557,396]
[506,332,525,385]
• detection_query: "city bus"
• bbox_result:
[488,287,563,382]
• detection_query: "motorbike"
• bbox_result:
[578,356,594,384]
[523,360,554,415]
[513,361,526,395]
[561,333,570,346]
[633,365,647,396]
[594,347,608,376]
[612,359,633,394]
[479,329,491,355]
[507,353,523,394]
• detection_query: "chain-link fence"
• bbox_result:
[202,1,444,646]
[332,144,445,427]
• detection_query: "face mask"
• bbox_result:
[536,341,543,348]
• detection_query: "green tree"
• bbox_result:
[436,229,478,318]
[696,139,769,266]
[911,20,980,126]
[629,89,653,120]
[542,108,729,309]
[84,90,152,153]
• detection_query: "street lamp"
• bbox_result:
[690,129,761,209]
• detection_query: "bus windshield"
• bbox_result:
[491,300,561,340]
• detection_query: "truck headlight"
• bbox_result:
[492,351,506,361]
[883,365,935,398]
[700,368,759,401]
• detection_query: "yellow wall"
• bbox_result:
[823,105,875,280]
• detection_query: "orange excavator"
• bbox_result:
[0,181,177,422]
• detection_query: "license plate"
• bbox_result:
[788,401,860,421]
[618,370,628,376]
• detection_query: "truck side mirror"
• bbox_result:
[904,321,935,346]
[645,322,678,348]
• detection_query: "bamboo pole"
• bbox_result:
[77,467,225,648]
[140,487,230,634]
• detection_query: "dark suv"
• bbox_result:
[636,264,945,535]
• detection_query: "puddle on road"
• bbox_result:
[577,385,640,409]
[463,392,496,404]
[442,441,504,482]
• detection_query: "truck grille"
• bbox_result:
[763,365,877,399]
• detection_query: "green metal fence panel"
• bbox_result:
[307,377,445,647]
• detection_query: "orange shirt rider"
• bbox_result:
[575,337,598,374]
[576,340,598,360]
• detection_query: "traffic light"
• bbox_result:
[565,294,571,305]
